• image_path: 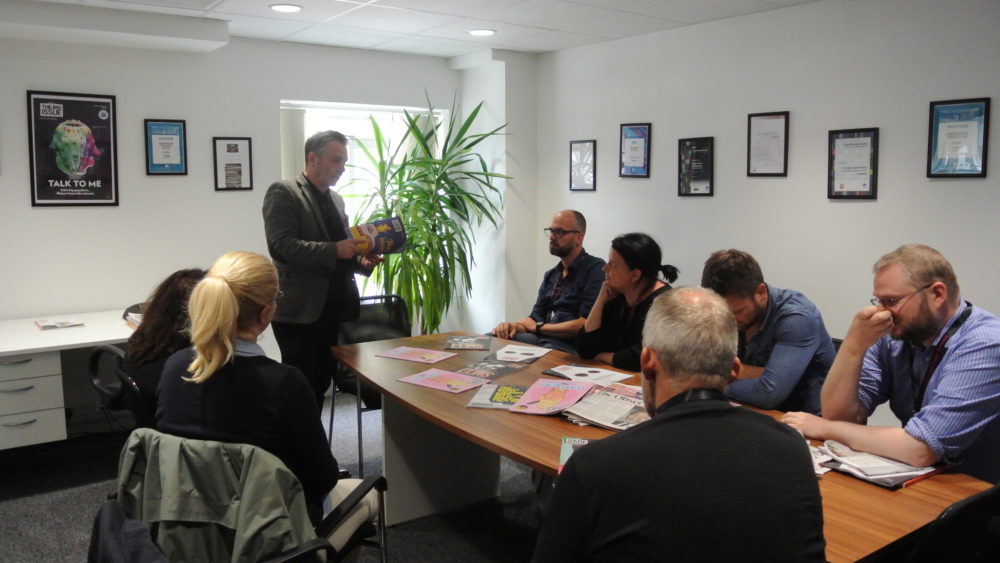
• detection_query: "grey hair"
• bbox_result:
[642,286,737,387]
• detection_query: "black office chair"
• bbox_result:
[906,481,1000,563]
[94,428,387,563]
[334,295,411,475]
[88,345,155,430]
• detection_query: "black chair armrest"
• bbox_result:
[315,475,387,538]
[337,469,352,479]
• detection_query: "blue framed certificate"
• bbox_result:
[144,119,187,175]
[619,123,651,178]
[927,98,990,178]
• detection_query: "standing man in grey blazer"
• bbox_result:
[262,130,381,406]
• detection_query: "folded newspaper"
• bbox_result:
[563,383,649,431]
[819,440,937,488]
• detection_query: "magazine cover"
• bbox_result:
[558,437,590,473]
[509,379,594,415]
[376,346,456,364]
[444,335,492,350]
[492,344,551,363]
[466,383,528,409]
[543,364,632,384]
[455,359,526,380]
[350,216,406,255]
[398,368,486,393]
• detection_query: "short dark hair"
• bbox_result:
[568,210,586,234]
[304,130,348,164]
[700,249,764,298]
[611,232,679,285]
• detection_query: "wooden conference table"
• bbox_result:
[331,331,990,562]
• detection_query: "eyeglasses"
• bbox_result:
[543,228,581,238]
[870,283,933,309]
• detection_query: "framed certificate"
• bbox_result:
[570,139,596,191]
[213,137,253,191]
[27,90,118,206]
[619,123,651,178]
[678,137,714,196]
[747,111,789,177]
[927,98,990,178]
[828,128,878,200]
[145,119,187,175]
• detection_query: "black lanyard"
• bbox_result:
[912,303,973,412]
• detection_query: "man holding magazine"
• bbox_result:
[533,287,826,562]
[783,244,1000,484]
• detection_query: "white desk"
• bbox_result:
[0,310,133,450]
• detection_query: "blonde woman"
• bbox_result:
[156,251,373,536]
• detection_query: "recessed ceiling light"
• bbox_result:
[468,29,496,37]
[270,4,302,13]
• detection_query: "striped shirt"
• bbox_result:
[858,302,1000,483]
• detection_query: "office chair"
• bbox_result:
[88,345,155,430]
[104,428,387,563]
[333,294,411,476]
[906,481,1000,563]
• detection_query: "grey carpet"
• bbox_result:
[0,391,541,562]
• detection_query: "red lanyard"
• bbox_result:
[912,304,972,412]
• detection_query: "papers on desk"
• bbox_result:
[543,364,632,385]
[817,440,939,489]
[466,383,528,409]
[34,319,84,331]
[491,344,551,363]
[398,369,486,393]
[563,383,649,431]
[509,379,594,415]
[377,346,457,364]
[125,312,143,329]
[809,445,833,476]
[443,335,492,350]
[454,360,526,380]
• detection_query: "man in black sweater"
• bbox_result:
[532,286,826,563]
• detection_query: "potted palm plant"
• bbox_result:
[353,98,508,334]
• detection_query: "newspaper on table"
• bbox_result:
[543,364,632,385]
[562,383,650,431]
[808,444,832,476]
[819,440,937,488]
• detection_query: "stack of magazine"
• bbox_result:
[562,383,649,431]
[818,440,938,489]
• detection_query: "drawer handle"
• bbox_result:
[2,418,37,428]
[0,385,35,393]
[0,358,32,366]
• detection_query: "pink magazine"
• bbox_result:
[399,369,487,393]
[509,379,595,415]
[376,346,457,364]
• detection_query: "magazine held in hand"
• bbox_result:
[349,216,406,255]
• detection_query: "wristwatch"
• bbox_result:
[535,322,546,336]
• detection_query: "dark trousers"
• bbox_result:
[272,311,341,408]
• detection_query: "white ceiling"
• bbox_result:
[27,0,822,57]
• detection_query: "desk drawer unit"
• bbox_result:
[0,352,66,449]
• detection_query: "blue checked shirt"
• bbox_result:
[858,302,1000,483]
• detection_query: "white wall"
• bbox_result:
[534,0,1000,339]
[0,37,458,321]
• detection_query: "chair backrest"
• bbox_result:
[88,345,155,428]
[117,428,318,563]
[339,295,411,344]
[908,482,1000,563]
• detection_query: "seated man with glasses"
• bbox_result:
[783,244,1000,483]
[491,210,604,354]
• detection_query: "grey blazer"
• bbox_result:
[262,173,358,324]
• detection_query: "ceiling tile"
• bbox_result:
[326,4,462,34]
[209,0,358,22]
[75,0,208,17]
[219,13,313,39]
[494,29,601,52]
[285,22,406,48]
[420,18,546,42]
[477,0,682,39]
[375,34,486,57]
[563,0,777,24]
[370,0,526,18]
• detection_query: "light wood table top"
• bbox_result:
[331,331,991,562]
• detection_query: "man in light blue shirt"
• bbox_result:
[701,249,835,414]
[784,244,1000,483]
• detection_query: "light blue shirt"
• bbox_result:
[234,339,267,358]
[858,302,1000,483]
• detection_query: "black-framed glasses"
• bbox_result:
[870,283,933,309]
[543,228,581,238]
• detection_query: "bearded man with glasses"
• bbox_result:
[783,244,1000,483]
[491,210,604,354]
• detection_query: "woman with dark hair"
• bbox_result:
[577,233,678,371]
[124,268,205,414]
